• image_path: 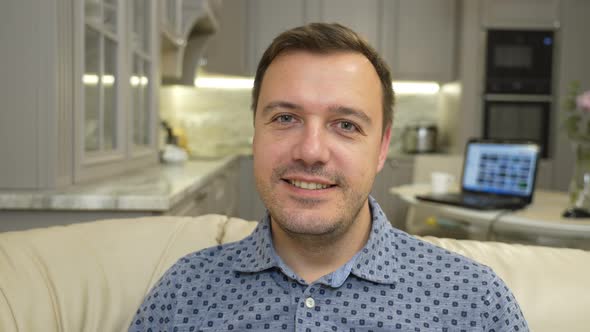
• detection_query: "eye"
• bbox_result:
[337,120,359,132]
[274,114,295,123]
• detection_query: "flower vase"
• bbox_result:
[568,142,590,206]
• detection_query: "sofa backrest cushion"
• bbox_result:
[1,215,589,332]
[421,236,590,332]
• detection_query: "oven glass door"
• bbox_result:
[483,101,550,158]
[486,30,554,94]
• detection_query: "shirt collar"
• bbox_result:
[348,197,398,284]
[231,196,398,285]
[231,214,278,273]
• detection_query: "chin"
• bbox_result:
[269,205,354,237]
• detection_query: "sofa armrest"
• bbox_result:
[0,214,228,332]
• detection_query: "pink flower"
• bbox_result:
[577,90,590,112]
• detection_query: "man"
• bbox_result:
[130,23,528,331]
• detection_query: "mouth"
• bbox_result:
[283,179,336,190]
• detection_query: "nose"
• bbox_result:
[291,122,330,166]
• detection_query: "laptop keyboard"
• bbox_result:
[420,193,525,210]
[461,194,521,205]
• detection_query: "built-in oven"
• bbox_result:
[486,29,554,94]
[483,95,551,158]
[483,29,555,158]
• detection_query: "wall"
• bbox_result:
[552,0,590,191]
[160,85,443,157]
[159,85,254,157]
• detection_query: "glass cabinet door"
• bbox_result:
[131,0,153,148]
[83,0,120,155]
[76,0,157,182]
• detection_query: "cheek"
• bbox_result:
[253,131,288,172]
[335,140,382,173]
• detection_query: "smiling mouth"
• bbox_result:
[284,179,335,190]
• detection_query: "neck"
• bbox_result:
[271,202,372,284]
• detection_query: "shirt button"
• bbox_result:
[304,297,315,309]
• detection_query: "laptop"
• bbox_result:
[416,139,540,210]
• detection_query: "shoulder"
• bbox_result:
[167,237,249,277]
[390,228,499,296]
[392,228,493,274]
[389,229,528,329]
[128,239,252,331]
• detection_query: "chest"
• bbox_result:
[171,273,483,331]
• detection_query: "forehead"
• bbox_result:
[258,50,383,121]
[264,50,377,83]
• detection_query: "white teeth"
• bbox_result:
[290,180,330,190]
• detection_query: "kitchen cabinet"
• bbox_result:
[237,156,267,221]
[76,0,160,184]
[205,0,310,76]
[245,0,309,75]
[160,0,222,83]
[306,0,381,53]
[166,158,240,217]
[371,157,415,231]
[0,0,160,190]
[204,0,458,82]
[380,0,458,82]
[201,0,250,76]
[482,0,561,29]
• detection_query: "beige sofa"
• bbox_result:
[0,215,589,332]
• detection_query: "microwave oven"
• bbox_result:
[485,29,554,94]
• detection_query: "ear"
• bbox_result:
[376,125,392,173]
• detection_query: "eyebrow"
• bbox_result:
[261,101,302,116]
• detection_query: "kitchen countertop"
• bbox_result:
[0,149,449,212]
[0,155,239,212]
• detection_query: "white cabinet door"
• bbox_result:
[310,0,381,50]
[371,157,415,230]
[203,0,250,76]
[206,0,456,82]
[381,0,457,82]
[238,156,266,221]
[75,0,159,184]
[246,0,308,75]
[207,0,381,76]
[166,159,240,217]
[482,0,561,29]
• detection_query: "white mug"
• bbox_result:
[431,172,455,194]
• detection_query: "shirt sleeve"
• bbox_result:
[480,272,529,332]
[128,261,183,332]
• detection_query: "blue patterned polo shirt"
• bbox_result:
[129,197,529,331]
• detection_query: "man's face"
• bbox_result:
[253,51,391,238]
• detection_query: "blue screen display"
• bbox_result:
[463,143,539,196]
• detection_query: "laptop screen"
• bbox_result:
[462,141,540,197]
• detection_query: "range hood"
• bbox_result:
[161,0,222,85]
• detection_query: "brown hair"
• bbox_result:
[251,22,395,135]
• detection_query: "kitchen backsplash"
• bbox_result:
[160,85,440,158]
